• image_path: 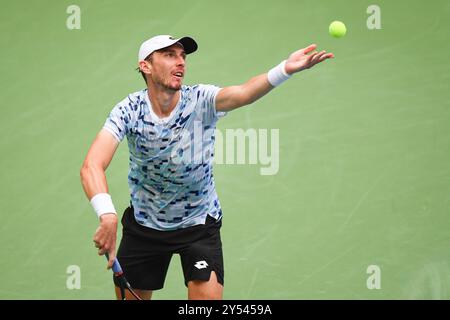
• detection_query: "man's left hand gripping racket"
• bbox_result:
[105,253,142,300]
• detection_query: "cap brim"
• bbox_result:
[177,36,198,54]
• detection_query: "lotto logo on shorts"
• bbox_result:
[194,260,208,269]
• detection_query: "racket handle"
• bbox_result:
[105,253,123,274]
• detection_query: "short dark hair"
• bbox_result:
[139,69,147,84]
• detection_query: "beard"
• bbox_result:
[152,72,182,91]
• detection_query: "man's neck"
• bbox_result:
[147,83,180,118]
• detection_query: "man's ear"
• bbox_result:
[139,60,152,74]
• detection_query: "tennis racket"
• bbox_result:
[105,253,142,300]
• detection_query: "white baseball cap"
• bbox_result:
[138,35,198,62]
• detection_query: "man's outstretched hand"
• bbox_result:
[285,44,334,75]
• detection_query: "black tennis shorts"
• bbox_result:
[113,205,224,291]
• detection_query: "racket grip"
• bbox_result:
[105,253,123,274]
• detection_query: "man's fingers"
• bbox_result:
[307,51,318,61]
[318,53,334,62]
[93,222,117,266]
[312,51,326,64]
[302,44,317,55]
[305,51,321,67]
[93,240,101,248]
[107,251,116,270]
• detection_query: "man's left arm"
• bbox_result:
[215,44,334,112]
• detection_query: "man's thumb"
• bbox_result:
[106,251,116,270]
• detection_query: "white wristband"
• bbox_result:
[90,193,117,218]
[267,60,291,87]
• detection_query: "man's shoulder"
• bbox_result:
[184,83,219,90]
[183,84,221,98]
[114,89,147,111]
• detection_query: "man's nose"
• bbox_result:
[176,56,185,66]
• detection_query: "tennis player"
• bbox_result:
[80,35,333,300]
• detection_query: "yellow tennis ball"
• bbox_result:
[329,21,346,38]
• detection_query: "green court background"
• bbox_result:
[1,0,449,299]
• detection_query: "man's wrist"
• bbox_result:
[90,193,117,219]
[99,213,118,223]
[267,60,292,87]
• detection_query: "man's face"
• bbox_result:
[147,43,186,91]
